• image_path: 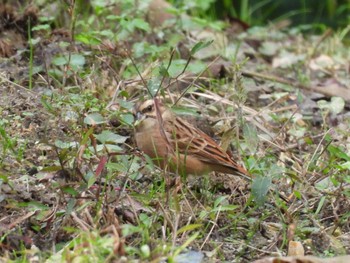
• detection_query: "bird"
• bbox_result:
[133,98,250,180]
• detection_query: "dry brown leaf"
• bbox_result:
[288,241,305,256]
[313,84,350,101]
[309,54,338,72]
[147,0,175,27]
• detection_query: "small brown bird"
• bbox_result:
[133,98,250,179]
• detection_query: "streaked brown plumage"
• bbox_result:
[133,99,250,180]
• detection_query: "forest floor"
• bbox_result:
[0,1,350,262]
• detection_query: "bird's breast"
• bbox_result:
[135,125,169,160]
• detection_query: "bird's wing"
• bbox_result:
[165,117,249,178]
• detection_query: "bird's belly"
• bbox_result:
[135,130,211,176]
[135,130,169,165]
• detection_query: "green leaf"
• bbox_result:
[119,113,134,125]
[0,174,9,184]
[51,54,85,68]
[41,96,55,113]
[32,24,50,31]
[65,199,76,215]
[122,224,142,237]
[62,186,79,196]
[340,161,350,170]
[85,171,96,188]
[317,96,345,114]
[327,145,350,161]
[167,59,186,77]
[19,201,48,210]
[159,64,169,77]
[211,205,239,213]
[32,65,43,74]
[29,37,41,45]
[252,177,271,205]
[55,140,78,149]
[95,130,128,144]
[80,127,95,145]
[190,40,214,55]
[118,100,134,110]
[132,18,150,32]
[38,16,55,23]
[176,224,203,235]
[70,54,85,67]
[139,213,151,227]
[258,41,279,56]
[84,113,106,125]
[140,244,150,258]
[329,97,345,114]
[92,0,107,8]
[104,144,123,152]
[186,60,207,74]
[52,56,67,66]
[147,78,161,96]
[166,6,182,16]
[106,157,140,172]
[243,123,259,153]
[171,106,200,117]
[293,190,302,199]
[99,29,114,38]
[214,195,227,208]
[75,33,101,45]
[106,15,120,21]
[315,196,326,216]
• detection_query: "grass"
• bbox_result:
[0,0,349,262]
[197,0,350,29]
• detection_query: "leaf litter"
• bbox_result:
[0,0,349,262]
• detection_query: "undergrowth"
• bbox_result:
[0,0,349,262]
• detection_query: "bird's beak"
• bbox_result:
[134,112,145,127]
[136,112,142,120]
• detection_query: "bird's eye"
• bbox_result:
[146,105,153,112]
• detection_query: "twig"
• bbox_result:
[173,56,221,106]
[304,128,332,175]
[0,73,35,94]
[156,49,176,97]
[310,28,333,58]
[200,208,220,250]
[126,49,153,98]
[7,211,36,230]
[242,70,350,101]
